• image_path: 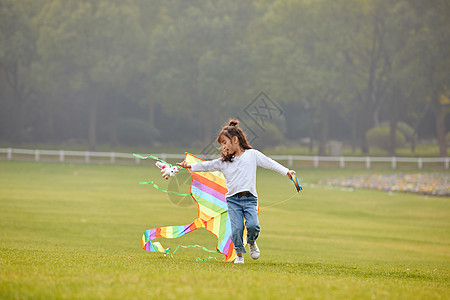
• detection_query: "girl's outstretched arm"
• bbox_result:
[177,159,221,172]
[254,149,296,178]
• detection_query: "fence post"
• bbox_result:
[418,157,422,169]
[446,157,449,169]
[59,150,64,163]
[85,151,90,163]
[110,152,115,164]
[35,149,40,162]
[7,148,12,160]
[314,156,319,168]
[339,157,345,168]
[365,157,370,169]
[391,157,396,169]
[288,155,293,168]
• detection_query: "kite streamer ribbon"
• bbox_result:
[139,180,192,196]
[135,153,190,195]
[166,244,221,261]
[133,153,170,165]
[170,244,221,255]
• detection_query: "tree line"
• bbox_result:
[0,0,448,156]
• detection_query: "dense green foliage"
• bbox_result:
[0,0,449,155]
[367,126,406,151]
[0,161,448,299]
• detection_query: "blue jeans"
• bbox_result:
[226,192,260,254]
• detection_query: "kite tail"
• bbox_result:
[142,218,206,254]
[133,153,171,166]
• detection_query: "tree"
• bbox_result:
[376,1,417,156]
[339,0,396,154]
[407,0,450,157]
[0,0,40,142]
[141,0,257,146]
[35,0,144,150]
[254,0,358,155]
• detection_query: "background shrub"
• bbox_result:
[116,118,159,146]
[367,126,406,152]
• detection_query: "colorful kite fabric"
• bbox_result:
[142,152,238,262]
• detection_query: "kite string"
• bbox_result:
[133,153,187,169]
[260,192,299,209]
[139,180,192,196]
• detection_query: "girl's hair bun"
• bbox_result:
[228,119,239,126]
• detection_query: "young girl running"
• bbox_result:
[177,119,296,264]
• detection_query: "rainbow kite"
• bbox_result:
[142,153,238,262]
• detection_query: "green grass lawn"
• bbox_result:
[0,161,449,299]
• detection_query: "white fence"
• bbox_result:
[0,148,448,169]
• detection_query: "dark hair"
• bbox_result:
[217,119,252,162]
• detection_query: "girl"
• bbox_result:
[177,119,296,264]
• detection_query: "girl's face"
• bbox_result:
[220,135,240,155]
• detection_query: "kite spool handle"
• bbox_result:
[291,173,302,192]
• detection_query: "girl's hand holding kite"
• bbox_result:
[176,160,191,169]
[287,170,302,192]
[287,170,296,180]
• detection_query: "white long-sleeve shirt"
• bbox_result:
[190,149,289,198]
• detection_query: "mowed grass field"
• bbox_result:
[0,161,449,299]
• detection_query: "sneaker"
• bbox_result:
[249,242,260,260]
[234,256,244,264]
